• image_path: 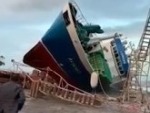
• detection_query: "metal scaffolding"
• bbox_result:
[122,9,150,110]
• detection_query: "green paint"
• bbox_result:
[76,21,112,84]
[88,51,112,83]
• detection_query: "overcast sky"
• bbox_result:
[0,0,150,70]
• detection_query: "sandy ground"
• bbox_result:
[20,96,121,113]
[0,83,143,113]
[20,91,142,113]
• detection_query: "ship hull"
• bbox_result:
[23,3,123,92]
[24,12,93,91]
[23,41,74,84]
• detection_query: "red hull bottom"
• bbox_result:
[23,41,75,86]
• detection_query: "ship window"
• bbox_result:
[120,71,124,74]
[115,53,118,57]
[93,44,97,47]
[117,62,120,65]
[119,67,122,71]
[63,11,70,26]
[111,41,115,46]
[87,46,93,51]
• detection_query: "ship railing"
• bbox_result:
[38,80,101,106]
[11,61,102,105]
[70,0,88,25]
[20,67,102,106]
[38,67,93,95]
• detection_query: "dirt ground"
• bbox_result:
[20,91,143,113]
[0,83,144,113]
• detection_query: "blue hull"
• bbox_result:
[42,12,91,91]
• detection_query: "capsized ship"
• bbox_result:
[23,2,129,91]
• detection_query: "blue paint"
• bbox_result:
[42,12,91,91]
[114,38,129,76]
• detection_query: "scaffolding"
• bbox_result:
[122,9,150,110]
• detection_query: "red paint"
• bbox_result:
[23,42,75,86]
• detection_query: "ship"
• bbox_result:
[23,2,129,92]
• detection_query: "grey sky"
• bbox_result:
[0,0,150,69]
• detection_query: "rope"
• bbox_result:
[98,76,110,98]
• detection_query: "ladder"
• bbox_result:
[138,9,150,61]
[22,67,102,106]
[38,67,101,106]
[39,80,101,106]
[122,9,150,102]
[12,61,102,106]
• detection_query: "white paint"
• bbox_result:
[87,41,101,54]
[100,39,119,77]
[62,3,93,74]
[122,40,128,45]
[90,72,99,88]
